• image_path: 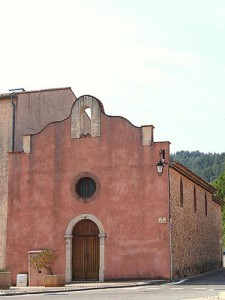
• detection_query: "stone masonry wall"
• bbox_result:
[170,168,222,279]
[0,98,13,269]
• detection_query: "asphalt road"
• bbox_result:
[0,284,220,300]
[178,268,225,285]
[2,269,225,300]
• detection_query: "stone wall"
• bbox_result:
[170,167,222,279]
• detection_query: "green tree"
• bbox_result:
[213,171,225,199]
[212,171,225,246]
[171,151,225,182]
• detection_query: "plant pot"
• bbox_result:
[0,272,11,289]
[43,274,65,287]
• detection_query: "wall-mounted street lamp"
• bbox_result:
[156,160,164,176]
[156,149,165,176]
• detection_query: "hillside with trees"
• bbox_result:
[171,151,225,183]
[212,170,225,246]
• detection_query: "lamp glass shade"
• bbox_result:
[156,161,164,176]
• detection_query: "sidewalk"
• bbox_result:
[0,280,165,296]
[1,281,225,299]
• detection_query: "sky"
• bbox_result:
[0,0,225,154]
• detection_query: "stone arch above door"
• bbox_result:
[71,95,104,138]
[65,214,106,282]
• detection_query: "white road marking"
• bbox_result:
[119,286,144,290]
[173,279,188,285]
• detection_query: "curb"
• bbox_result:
[0,280,166,296]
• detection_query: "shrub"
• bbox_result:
[30,250,57,275]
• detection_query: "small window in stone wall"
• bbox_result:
[205,193,208,216]
[180,178,184,207]
[194,186,197,213]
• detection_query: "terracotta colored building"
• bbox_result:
[0,88,76,271]
[3,92,223,285]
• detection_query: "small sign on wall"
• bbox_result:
[158,216,167,224]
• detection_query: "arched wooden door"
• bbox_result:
[72,220,100,281]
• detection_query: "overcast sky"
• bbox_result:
[1,0,225,154]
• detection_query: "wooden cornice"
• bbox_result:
[213,195,224,206]
[169,161,216,194]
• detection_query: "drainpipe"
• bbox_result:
[9,88,25,152]
[10,93,16,152]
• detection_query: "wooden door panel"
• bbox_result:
[72,220,100,281]
[74,220,99,235]
[86,236,99,280]
[73,236,86,280]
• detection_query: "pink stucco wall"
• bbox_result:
[7,104,171,284]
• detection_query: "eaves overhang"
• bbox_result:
[169,160,216,194]
[213,195,224,206]
[0,93,13,99]
[0,87,75,100]
[18,87,72,95]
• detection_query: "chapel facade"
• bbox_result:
[0,89,223,285]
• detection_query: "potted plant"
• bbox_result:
[30,249,65,287]
[0,269,11,289]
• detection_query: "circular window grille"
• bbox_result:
[71,172,100,203]
[76,177,96,198]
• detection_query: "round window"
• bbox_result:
[76,177,96,198]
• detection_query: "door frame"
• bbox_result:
[65,214,106,283]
